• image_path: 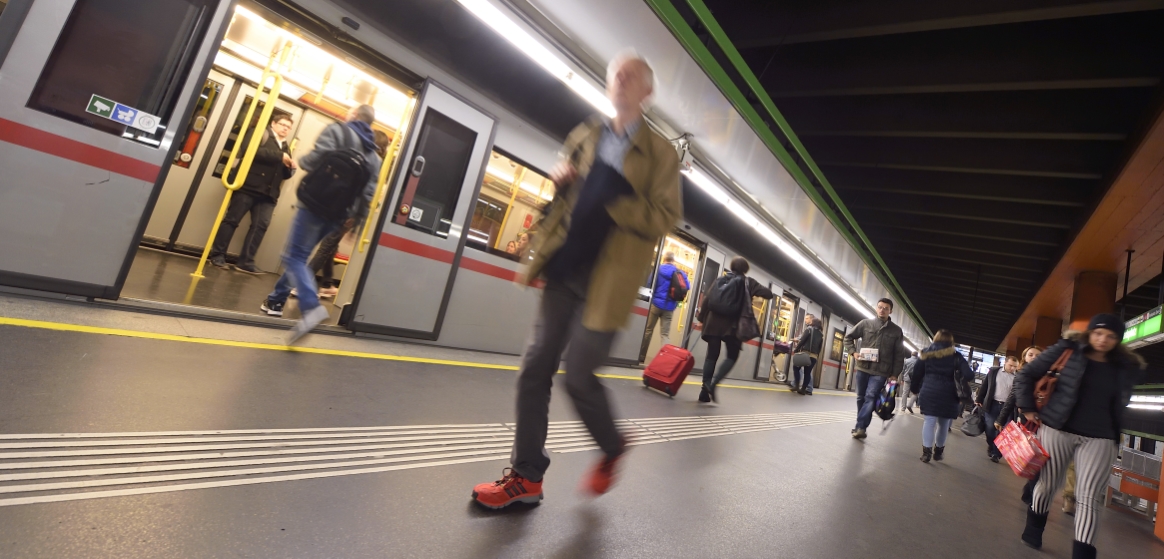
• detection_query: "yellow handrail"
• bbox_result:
[359,96,416,253]
[494,167,527,250]
[191,41,293,278]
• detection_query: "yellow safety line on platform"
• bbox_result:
[0,317,853,396]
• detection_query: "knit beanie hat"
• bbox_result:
[1087,313,1125,341]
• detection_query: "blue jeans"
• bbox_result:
[854,371,888,430]
[267,208,339,313]
[983,399,1003,458]
[922,415,953,448]
[794,356,816,392]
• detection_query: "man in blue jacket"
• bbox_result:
[260,104,382,343]
[640,252,687,361]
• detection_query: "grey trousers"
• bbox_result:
[639,304,673,361]
[511,281,623,482]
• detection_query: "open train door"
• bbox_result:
[347,80,497,339]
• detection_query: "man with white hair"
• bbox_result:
[472,52,682,509]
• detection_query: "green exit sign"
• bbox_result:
[1125,306,1164,348]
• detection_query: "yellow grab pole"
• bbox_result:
[191,42,292,278]
[359,97,416,253]
[494,167,527,250]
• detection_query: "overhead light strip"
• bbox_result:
[454,0,614,117]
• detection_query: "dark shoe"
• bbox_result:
[235,263,263,275]
[921,447,932,463]
[260,299,284,317]
[1021,508,1048,549]
[933,446,945,462]
[1063,496,1076,516]
[852,428,867,440]
[990,455,1001,463]
[210,255,229,269]
[796,388,806,395]
[1072,540,1096,559]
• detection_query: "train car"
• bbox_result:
[0,0,906,393]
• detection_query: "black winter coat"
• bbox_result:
[697,274,773,339]
[229,130,293,201]
[911,342,974,419]
[1013,332,1144,433]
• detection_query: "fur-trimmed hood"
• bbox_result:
[1062,330,1147,370]
[920,342,957,360]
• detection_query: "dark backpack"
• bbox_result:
[297,126,371,223]
[875,380,897,421]
[668,270,689,302]
[705,274,745,317]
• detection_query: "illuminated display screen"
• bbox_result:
[1124,305,1163,347]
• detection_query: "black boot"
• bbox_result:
[920,447,932,463]
[1021,508,1048,549]
[933,446,945,461]
[698,385,711,403]
[1072,540,1096,559]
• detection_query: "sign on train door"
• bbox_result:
[348,80,497,339]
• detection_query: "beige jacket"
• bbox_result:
[521,116,682,332]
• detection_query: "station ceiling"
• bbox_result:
[699,0,1164,348]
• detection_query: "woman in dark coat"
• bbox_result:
[911,329,974,463]
[1014,314,1144,559]
[696,257,773,403]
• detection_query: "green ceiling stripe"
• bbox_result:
[644,0,931,334]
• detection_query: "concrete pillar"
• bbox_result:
[1069,271,1117,331]
[1033,316,1064,348]
[1017,337,1032,356]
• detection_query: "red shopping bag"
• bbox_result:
[996,421,1049,479]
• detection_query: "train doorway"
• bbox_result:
[122,3,415,325]
[637,232,704,364]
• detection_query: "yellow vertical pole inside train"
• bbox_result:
[190,41,292,279]
[494,167,527,250]
[358,96,416,253]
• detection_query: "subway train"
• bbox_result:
[0,0,875,389]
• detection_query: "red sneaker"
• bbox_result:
[472,468,543,509]
[582,448,627,496]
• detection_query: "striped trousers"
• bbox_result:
[1031,425,1118,545]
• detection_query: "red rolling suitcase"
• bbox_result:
[643,344,694,397]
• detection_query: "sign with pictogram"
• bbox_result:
[85,94,160,134]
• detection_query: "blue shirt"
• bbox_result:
[596,118,641,177]
[651,263,687,312]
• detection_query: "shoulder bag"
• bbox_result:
[1034,348,1073,410]
[792,328,818,368]
[735,280,761,341]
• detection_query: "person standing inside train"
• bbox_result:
[471,52,681,510]
[1014,315,1143,558]
[261,105,381,343]
[843,298,907,440]
[209,114,296,274]
[639,251,687,362]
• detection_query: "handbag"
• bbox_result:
[735,280,760,341]
[995,421,1049,479]
[1034,349,1073,411]
[960,407,985,437]
[792,328,819,368]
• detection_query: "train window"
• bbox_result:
[26,0,216,147]
[467,151,554,261]
[171,79,224,168]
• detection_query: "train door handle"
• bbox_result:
[411,156,426,177]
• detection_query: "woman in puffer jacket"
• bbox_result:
[910,329,974,463]
[1013,314,1144,559]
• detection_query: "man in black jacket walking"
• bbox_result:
[974,355,1019,462]
[209,114,296,274]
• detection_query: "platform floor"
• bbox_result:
[0,295,1161,559]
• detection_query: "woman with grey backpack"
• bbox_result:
[791,316,823,395]
[696,257,773,403]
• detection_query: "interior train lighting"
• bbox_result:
[1128,404,1164,411]
[683,166,876,321]
[1131,395,1164,403]
[454,0,615,117]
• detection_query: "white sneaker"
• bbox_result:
[287,305,329,345]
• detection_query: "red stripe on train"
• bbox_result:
[0,118,161,183]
